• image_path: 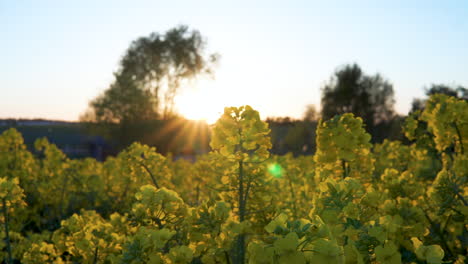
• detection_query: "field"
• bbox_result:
[0,95,466,264]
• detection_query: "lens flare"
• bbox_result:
[268,163,283,178]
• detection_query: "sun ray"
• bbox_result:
[175,86,224,124]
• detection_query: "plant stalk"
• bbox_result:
[2,199,13,264]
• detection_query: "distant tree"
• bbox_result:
[410,98,425,114]
[117,25,218,118]
[84,25,217,123]
[84,73,157,124]
[267,105,319,156]
[303,104,319,122]
[320,63,395,138]
[284,122,309,154]
[426,84,467,98]
[265,116,296,124]
[410,84,468,112]
[283,121,317,155]
[81,25,217,150]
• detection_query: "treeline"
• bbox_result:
[83,117,211,156]
[79,25,467,156]
[269,65,467,156]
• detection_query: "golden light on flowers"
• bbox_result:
[1,94,466,263]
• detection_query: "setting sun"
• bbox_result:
[175,86,224,124]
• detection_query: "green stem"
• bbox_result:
[225,250,231,264]
[195,184,200,206]
[238,160,245,222]
[297,237,311,251]
[93,246,99,264]
[2,199,13,264]
[453,123,464,154]
[59,168,71,219]
[287,177,298,217]
[236,159,245,264]
[116,178,131,210]
[455,192,467,206]
[423,210,453,258]
[342,159,349,178]
[243,178,252,211]
[139,161,160,189]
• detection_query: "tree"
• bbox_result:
[84,73,157,124]
[83,25,218,123]
[410,84,468,112]
[320,63,395,139]
[81,25,217,150]
[266,108,318,156]
[303,104,319,122]
[118,25,218,118]
[426,84,468,99]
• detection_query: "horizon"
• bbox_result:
[1,1,467,121]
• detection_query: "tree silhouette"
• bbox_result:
[410,84,468,112]
[83,25,218,123]
[81,25,217,151]
[320,63,395,137]
[84,73,157,124]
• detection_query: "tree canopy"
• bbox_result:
[320,63,395,136]
[80,25,217,151]
[83,73,157,124]
[83,25,218,124]
[410,84,468,113]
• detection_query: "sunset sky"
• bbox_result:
[1,0,467,122]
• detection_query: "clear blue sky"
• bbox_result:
[1,0,467,121]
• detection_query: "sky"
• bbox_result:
[1,0,467,123]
